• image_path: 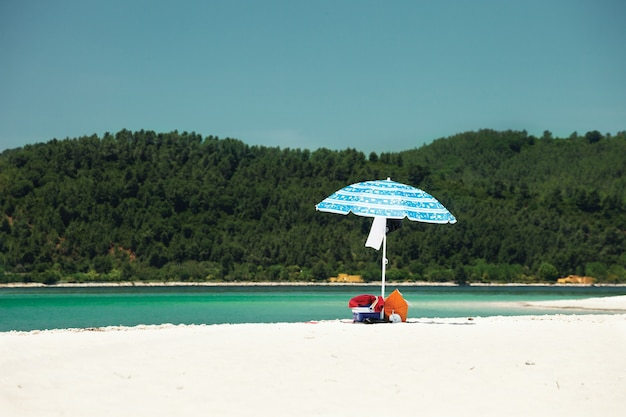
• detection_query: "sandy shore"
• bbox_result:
[526,295,626,311]
[1,298,625,417]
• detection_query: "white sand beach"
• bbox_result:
[1,297,625,417]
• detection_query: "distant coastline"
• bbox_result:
[0,281,453,288]
[2,281,624,289]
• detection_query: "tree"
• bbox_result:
[585,130,602,144]
[538,262,559,281]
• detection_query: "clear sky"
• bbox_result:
[2,0,625,154]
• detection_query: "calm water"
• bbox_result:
[1,285,625,332]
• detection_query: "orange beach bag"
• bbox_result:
[384,289,408,322]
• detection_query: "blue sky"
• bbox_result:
[2,0,624,154]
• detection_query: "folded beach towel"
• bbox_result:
[348,294,385,312]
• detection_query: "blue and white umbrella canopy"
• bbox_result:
[316,178,456,300]
[315,178,457,224]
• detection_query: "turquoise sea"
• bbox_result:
[1,285,625,332]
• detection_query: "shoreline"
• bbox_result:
[524,294,626,312]
[3,311,626,334]
[2,280,625,288]
[3,295,626,335]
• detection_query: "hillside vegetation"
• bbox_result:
[1,129,625,284]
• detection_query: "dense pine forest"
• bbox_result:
[1,129,625,284]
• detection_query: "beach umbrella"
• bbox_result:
[315,178,456,298]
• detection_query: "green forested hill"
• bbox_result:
[1,129,625,284]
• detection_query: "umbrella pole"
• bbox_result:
[381,232,387,299]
